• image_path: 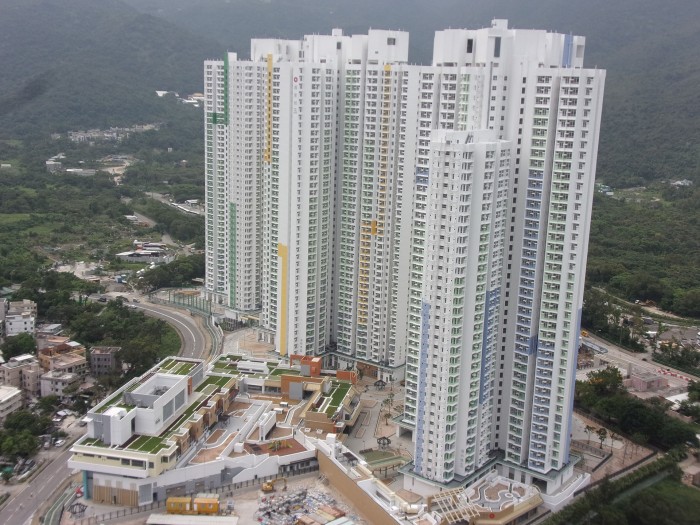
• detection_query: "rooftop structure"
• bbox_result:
[69,354,359,507]
[37,340,87,373]
[40,370,80,400]
[0,385,22,423]
[90,346,122,376]
[0,354,41,397]
[5,299,37,337]
[7,299,37,316]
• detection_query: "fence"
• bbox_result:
[155,288,213,315]
[570,439,612,473]
[44,482,80,525]
[572,448,657,497]
[72,465,319,525]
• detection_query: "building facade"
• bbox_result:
[5,299,37,337]
[0,354,42,398]
[90,346,121,376]
[205,20,605,493]
[40,370,80,400]
[400,21,605,493]
[0,385,23,424]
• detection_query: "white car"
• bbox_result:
[54,439,65,447]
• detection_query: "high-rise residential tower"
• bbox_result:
[204,20,605,494]
[399,21,605,495]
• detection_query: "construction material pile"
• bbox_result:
[255,488,354,525]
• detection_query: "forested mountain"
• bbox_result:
[0,0,221,136]
[122,0,700,188]
[0,0,697,314]
[2,0,698,186]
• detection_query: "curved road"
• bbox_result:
[0,301,212,525]
[133,302,210,359]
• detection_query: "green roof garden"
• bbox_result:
[330,382,351,407]
[195,375,232,392]
[270,367,300,376]
[94,391,136,414]
[308,381,353,416]
[82,437,108,447]
[126,435,169,453]
[159,359,177,370]
[162,398,203,438]
[159,358,196,375]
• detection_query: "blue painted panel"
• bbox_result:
[562,33,573,68]
[479,288,500,404]
[413,300,431,474]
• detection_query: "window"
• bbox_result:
[467,39,474,53]
[494,37,501,58]
[387,37,396,46]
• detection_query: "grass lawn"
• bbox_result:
[82,437,108,447]
[195,375,232,392]
[127,435,168,453]
[270,368,300,376]
[330,383,351,406]
[95,392,124,413]
[361,450,396,463]
[169,361,195,375]
[159,359,176,370]
[212,365,239,374]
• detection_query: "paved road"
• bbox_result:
[579,333,690,390]
[0,447,75,525]
[132,302,210,359]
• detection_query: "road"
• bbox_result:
[0,447,75,525]
[132,302,210,359]
[0,300,211,524]
[578,333,690,390]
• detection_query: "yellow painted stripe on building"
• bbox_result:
[371,220,377,235]
[277,243,288,356]
[265,54,273,163]
[384,64,391,72]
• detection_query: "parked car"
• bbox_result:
[54,439,65,447]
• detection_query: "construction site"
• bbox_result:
[233,476,365,525]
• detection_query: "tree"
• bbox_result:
[37,395,60,415]
[687,381,700,403]
[383,412,392,426]
[585,424,596,444]
[597,427,608,449]
[4,411,51,436]
[0,333,37,360]
[381,397,392,414]
[587,366,624,396]
[609,432,619,451]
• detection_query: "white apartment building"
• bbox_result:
[0,385,22,423]
[407,129,510,484]
[205,20,605,497]
[5,299,37,337]
[397,22,605,497]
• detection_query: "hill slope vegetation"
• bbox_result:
[0,0,220,136]
[124,0,700,188]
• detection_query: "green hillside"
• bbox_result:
[0,0,220,136]
[124,0,700,188]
